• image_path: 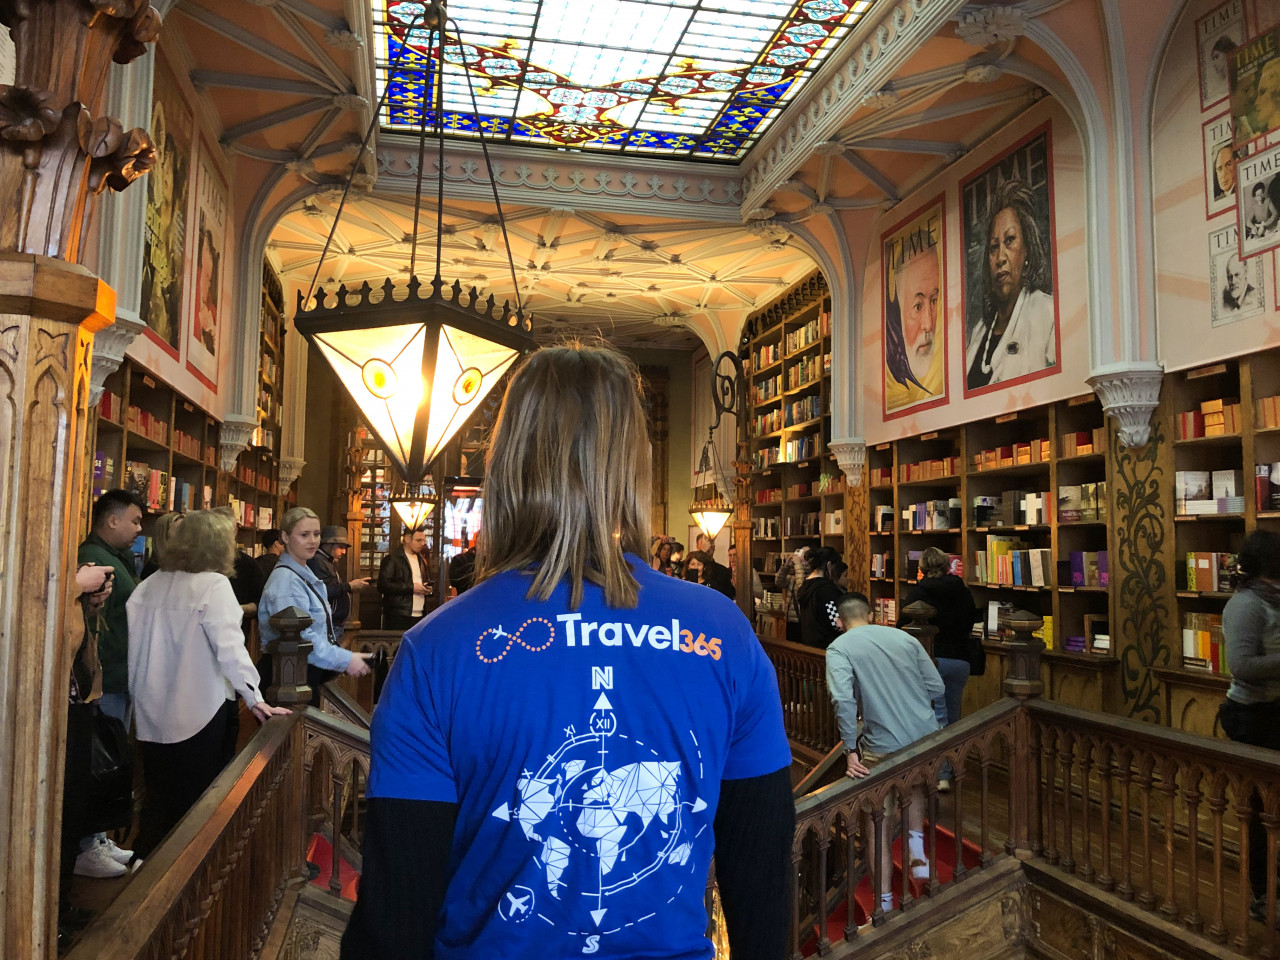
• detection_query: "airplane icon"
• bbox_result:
[506,891,530,915]
[493,625,509,639]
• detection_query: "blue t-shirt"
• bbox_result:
[368,554,791,960]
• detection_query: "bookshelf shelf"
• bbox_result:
[1172,433,1242,447]
[968,462,1052,479]
[1175,590,1234,599]
[1173,513,1245,522]
[898,474,961,488]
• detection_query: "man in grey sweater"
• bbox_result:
[826,591,944,913]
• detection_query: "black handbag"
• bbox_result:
[70,657,134,834]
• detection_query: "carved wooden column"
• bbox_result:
[1002,609,1045,859]
[0,4,158,957]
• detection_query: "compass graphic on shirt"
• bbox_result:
[490,668,707,949]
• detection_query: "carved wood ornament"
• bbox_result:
[0,0,160,262]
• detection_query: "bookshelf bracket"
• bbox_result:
[220,417,259,474]
[830,437,867,486]
[1088,363,1164,448]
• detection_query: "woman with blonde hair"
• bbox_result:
[259,506,370,705]
[139,511,183,580]
[343,343,793,960]
[126,510,290,860]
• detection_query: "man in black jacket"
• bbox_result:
[378,526,431,630]
[310,526,370,639]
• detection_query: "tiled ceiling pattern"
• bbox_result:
[269,194,815,347]
[372,0,874,161]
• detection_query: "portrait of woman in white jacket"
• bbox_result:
[965,178,1058,392]
[127,509,290,861]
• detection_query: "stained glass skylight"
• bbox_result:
[372,0,874,161]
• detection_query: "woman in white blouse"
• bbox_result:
[127,510,289,860]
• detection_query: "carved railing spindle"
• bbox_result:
[1159,758,1179,921]
[1059,730,1076,875]
[1234,784,1253,951]
[789,843,804,960]
[1183,766,1204,933]
[1208,773,1228,942]
[1116,747,1135,901]
[814,831,831,955]
[1096,742,1113,890]
[1042,725,1060,865]
[1136,754,1156,910]
[1078,737,1095,882]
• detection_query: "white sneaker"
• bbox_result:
[910,857,931,880]
[100,838,133,865]
[74,844,127,879]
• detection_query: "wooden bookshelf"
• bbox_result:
[743,272,845,620]
[846,394,1116,686]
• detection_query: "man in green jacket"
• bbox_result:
[77,490,143,723]
[74,489,143,878]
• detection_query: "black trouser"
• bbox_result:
[59,703,93,908]
[384,612,423,631]
[1219,697,1280,899]
[134,699,239,859]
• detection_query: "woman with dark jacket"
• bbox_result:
[798,546,846,649]
[898,547,981,731]
[1219,530,1280,921]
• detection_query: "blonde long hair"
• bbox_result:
[476,343,652,609]
[162,509,235,576]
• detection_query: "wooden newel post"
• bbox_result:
[1001,608,1044,859]
[900,599,938,659]
[266,606,314,706]
[1001,609,1045,700]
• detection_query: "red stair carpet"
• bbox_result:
[306,832,360,901]
[800,824,983,956]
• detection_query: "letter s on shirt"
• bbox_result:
[582,934,600,953]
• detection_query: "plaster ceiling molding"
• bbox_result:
[740,0,970,215]
[374,142,744,217]
[220,418,260,474]
[325,29,364,49]
[89,315,147,406]
[954,5,1029,47]
[829,438,868,486]
[964,64,1005,84]
[1086,363,1164,449]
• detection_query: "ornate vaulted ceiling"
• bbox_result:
[269,194,815,348]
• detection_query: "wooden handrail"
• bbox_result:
[319,680,372,728]
[67,712,305,960]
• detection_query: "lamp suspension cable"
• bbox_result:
[303,8,430,306]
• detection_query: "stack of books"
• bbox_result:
[971,439,1051,471]
[870,467,892,486]
[873,505,895,532]
[99,390,123,423]
[1176,469,1244,514]
[872,597,897,625]
[125,405,169,445]
[1256,394,1280,430]
[898,456,960,482]
[1256,463,1280,510]
[1176,398,1242,439]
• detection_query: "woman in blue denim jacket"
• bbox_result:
[259,506,370,703]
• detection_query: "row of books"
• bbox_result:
[1176,398,1242,439]
[753,375,783,404]
[1058,482,1108,522]
[121,460,211,513]
[898,456,961,483]
[901,498,962,532]
[783,313,831,355]
[785,353,830,389]
[1256,463,1280,510]
[173,428,213,464]
[126,405,169,445]
[1068,550,1109,587]
[228,497,274,530]
[872,597,897,626]
[785,512,821,538]
[1182,612,1228,674]
[753,516,781,539]
[761,552,785,575]
[753,342,781,370]
[99,390,123,423]
[1060,427,1108,458]
[787,481,816,498]
[870,552,891,578]
[755,488,783,504]
[1176,468,1245,515]
[973,540,1053,586]
[786,394,823,425]
[750,408,783,436]
[1256,394,1280,429]
[971,439,1051,471]
[1183,551,1237,592]
[816,471,845,495]
[782,434,820,462]
[972,489,1053,527]
[753,447,780,470]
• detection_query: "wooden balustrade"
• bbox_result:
[66,713,305,960]
[1025,699,1280,956]
[762,638,840,757]
[788,700,1023,958]
[301,707,373,897]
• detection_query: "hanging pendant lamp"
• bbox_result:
[293,1,533,484]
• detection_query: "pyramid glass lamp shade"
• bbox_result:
[295,277,533,484]
[689,504,732,539]
[392,497,436,530]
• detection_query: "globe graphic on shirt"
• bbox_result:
[491,690,706,938]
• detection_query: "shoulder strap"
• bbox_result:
[280,564,336,644]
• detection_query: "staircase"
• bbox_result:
[63,624,1280,960]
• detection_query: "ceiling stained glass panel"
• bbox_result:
[372,0,873,161]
